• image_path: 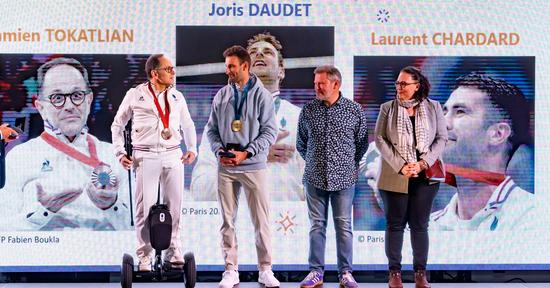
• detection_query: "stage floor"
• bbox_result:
[0,283,548,287]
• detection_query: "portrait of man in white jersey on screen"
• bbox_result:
[0,57,131,231]
[191,32,305,201]
[430,72,534,231]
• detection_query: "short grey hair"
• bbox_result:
[37,57,91,96]
[314,65,341,83]
[145,54,164,80]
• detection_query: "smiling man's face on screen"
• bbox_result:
[36,64,93,139]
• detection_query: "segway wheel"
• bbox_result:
[121,253,134,288]
[183,252,196,288]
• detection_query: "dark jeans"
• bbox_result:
[381,178,439,271]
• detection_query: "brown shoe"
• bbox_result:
[388,270,403,288]
[414,270,431,288]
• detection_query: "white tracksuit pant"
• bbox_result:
[133,149,183,259]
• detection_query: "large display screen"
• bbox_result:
[0,0,548,272]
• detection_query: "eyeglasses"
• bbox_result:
[44,91,88,108]
[155,66,175,74]
[394,81,418,89]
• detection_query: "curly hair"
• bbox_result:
[246,32,284,69]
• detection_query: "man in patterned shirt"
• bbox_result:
[297,65,368,288]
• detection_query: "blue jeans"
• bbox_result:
[305,182,354,274]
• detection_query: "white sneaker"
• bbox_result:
[219,270,240,288]
[259,269,280,287]
[164,247,184,266]
[138,256,151,272]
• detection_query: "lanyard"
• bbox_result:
[147,82,170,129]
[274,95,281,114]
[232,78,253,120]
[41,132,102,168]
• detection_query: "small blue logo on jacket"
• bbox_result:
[41,160,53,172]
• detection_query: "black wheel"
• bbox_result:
[184,252,196,288]
[121,253,133,288]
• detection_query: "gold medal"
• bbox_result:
[231,120,242,132]
[161,127,172,140]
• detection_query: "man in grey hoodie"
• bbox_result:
[206,45,279,288]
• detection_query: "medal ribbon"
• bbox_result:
[444,164,506,187]
[41,132,102,168]
[148,82,170,130]
[232,78,253,121]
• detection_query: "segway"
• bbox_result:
[120,129,196,288]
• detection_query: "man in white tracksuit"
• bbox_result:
[111,54,197,271]
[0,57,130,231]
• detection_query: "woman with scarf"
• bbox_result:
[374,66,447,288]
